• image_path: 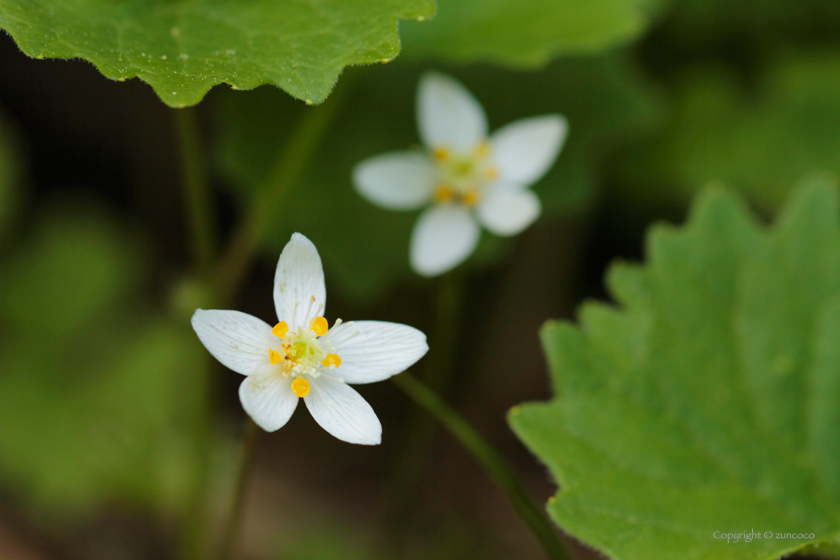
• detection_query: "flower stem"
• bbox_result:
[392,373,572,560]
[217,79,351,302]
[174,107,216,280]
[218,418,260,560]
[173,106,218,560]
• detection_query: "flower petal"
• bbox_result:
[490,115,568,185]
[326,321,428,384]
[410,205,480,277]
[353,152,436,210]
[191,309,272,375]
[417,72,487,152]
[304,376,382,445]
[239,365,299,432]
[274,233,327,330]
[477,188,541,236]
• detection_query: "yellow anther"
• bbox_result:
[310,316,329,336]
[483,165,499,180]
[272,321,289,338]
[432,147,450,161]
[322,353,342,368]
[462,190,480,206]
[268,348,282,364]
[291,378,310,398]
[474,142,491,158]
[434,185,455,203]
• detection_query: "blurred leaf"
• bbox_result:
[0,201,204,514]
[510,177,840,559]
[619,52,840,208]
[0,204,135,338]
[0,112,20,244]
[0,0,434,107]
[216,54,660,301]
[399,0,662,65]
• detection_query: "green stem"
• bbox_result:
[217,81,350,302]
[392,373,572,560]
[175,107,216,279]
[173,106,217,560]
[218,419,260,560]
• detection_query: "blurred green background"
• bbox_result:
[1,0,840,558]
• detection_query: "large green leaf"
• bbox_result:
[510,177,840,560]
[215,54,660,301]
[0,0,434,107]
[399,0,661,65]
[0,201,204,513]
[619,52,840,209]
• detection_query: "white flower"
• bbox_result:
[353,71,568,277]
[191,233,428,445]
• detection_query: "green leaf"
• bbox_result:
[399,0,661,66]
[0,0,434,107]
[619,52,840,208]
[510,176,840,560]
[216,55,660,301]
[0,200,205,514]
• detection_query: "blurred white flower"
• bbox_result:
[191,233,428,445]
[353,72,568,277]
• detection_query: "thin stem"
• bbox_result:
[218,418,260,560]
[217,80,351,302]
[173,106,218,560]
[174,107,216,279]
[392,373,572,560]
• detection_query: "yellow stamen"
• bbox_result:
[462,190,480,206]
[268,348,282,364]
[291,378,310,398]
[322,353,342,368]
[272,321,289,338]
[474,142,491,158]
[483,165,499,180]
[310,316,329,336]
[432,147,450,161]
[434,185,455,203]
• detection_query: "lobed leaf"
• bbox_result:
[510,176,840,560]
[0,0,434,107]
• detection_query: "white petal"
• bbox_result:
[353,152,436,210]
[417,72,487,152]
[304,376,382,445]
[191,309,272,375]
[327,321,428,384]
[477,188,541,236]
[490,115,568,185]
[274,233,327,330]
[410,205,480,277]
[239,365,299,432]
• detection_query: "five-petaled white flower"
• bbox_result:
[353,71,568,277]
[191,233,428,445]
